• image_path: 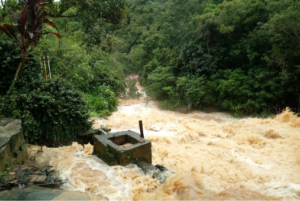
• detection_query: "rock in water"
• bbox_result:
[136,161,174,184]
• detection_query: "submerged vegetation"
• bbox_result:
[1,0,300,142]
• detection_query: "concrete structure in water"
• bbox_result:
[93,130,151,166]
[0,118,28,171]
[93,130,173,184]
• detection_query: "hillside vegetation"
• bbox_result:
[1,0,300,143]
[113,0,300,116]
[0,0,127,143]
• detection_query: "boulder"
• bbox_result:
[0,118,28,171]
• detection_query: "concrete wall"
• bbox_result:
[0,118,28,171]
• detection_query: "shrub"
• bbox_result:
[1,77,93,143]
[159,100,177,111]
[0,41,92,143]
[0,41,40,95]
[41,38,126,95]
[112,52,137,75]
[84,85,118,117]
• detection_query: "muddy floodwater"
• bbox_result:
[30,97,300,200]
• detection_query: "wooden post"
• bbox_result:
[43,56,47,79]
[139,120,144,138]
[47,56,51,79]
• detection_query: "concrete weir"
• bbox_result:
[93,130,173,184]
[93,130,152,166]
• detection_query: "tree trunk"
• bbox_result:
[6,53,26,95]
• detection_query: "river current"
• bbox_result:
[30,94,300,200]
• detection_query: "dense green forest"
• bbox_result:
[0,0,128,143]
[1,0,300,143]
[114,0,300,116]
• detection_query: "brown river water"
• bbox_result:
[29,95,300,200]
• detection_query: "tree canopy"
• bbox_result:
[112,0,300,116]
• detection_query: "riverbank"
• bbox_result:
[2,97,300,200]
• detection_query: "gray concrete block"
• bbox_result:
[93,130,152,166]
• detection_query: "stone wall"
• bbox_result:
[0,118,28,171]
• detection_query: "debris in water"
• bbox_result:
[136,161,174,184]
[0,160,63,191]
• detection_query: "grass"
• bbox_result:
[84,93,113,117]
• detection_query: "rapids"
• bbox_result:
[29,88,300,200]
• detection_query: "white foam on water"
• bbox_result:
[34,98,300,200]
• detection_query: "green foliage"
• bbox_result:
[264,0,300,45]
[48,0,126,25]
[3,0,300,123]
[0,41,92,143]
[0,0,61,55]
[209,67,293,116]
[0,167,11,183]
[112,52,137,75]
[111,0,300,116]
[176,76,206,106]
[0,41,40,96]
[1,76,93,143]
[145,66,176,100]
[0,0,127,133]
[158,100,177,111]
[34,29,126,95]
[126,80,142,99]
[177,40,215,76]
[84,85,118,117]
[0,41,22,94]
[0,0,61,103]
[41,0,127,52]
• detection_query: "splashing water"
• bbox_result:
[32,99,300,200]
[32,142,158,200]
